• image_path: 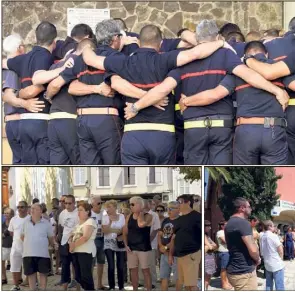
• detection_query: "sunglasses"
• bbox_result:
[130,203,135,207]
[17,206,26,209]
[168,207,177,211]
[156,209,164,213]
[96,202,102,205]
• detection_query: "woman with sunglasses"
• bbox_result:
[204,220,217,290]
[102,200,126,291]
[156,205,166,225]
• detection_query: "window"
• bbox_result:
[124,167,136,185]
[97,167,110,187]
[73,168,87,186]
[149,167,162,184]
[179,179,190,195]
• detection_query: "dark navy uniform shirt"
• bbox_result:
[265,32,295,61]
[220,54,295,119]
[7,46,53,114]
[168,48,242,120]
[104,47,180,125]
[60,45,123,109]
[283,51,295,74]
[49,54,78,114]
[52,37,78,61]
[160,38,181,53]
[121,32,140,56]
[2,69,21,116]
[228,40,245,58]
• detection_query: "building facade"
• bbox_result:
[72,167,201,202]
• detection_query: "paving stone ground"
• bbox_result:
[208,260,295,291]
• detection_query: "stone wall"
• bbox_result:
[2,1,283,45]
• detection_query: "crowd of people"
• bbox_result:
[3,15,295,166]
[204,197,295,291]
[1,193,201,291]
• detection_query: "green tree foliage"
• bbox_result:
[218,167,281,220]
[177,167,201,182]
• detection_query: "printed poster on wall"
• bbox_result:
[67,8,110,36]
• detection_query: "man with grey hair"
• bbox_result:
[2,34,45,164]
[83,23,229,165]
[123,20,288,165]
[90,195,106,290]
[260,220,285,291]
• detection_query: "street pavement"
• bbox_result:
[208,260,295,291]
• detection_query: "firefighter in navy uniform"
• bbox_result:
[31,41,97,164]
[82,24,228,165]
[4,21,56,164]
[245,46,295,164]
[123,20,289,165]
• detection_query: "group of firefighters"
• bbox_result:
[2,17,295,165]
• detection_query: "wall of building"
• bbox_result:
[2,2,284,45]
[275,167,295,203]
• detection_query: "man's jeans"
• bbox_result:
[265,268,285,291]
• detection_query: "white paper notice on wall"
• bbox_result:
[67,8,110,36]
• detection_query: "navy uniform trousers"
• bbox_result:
[6,120,21,164]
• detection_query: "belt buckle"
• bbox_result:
[204,117,212,128]
[264,117,274,128]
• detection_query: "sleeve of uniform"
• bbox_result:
[7,55,24,76]
[160,50,181,71]
[104,55,127,74]
[283,52,295,74]
[2,70,19,91]
[31,53,54,72]
[225,49,243,74]
[219,74,236,95]
[60,57,82,84]
[161,38,181,52]
[167,68,182,84]
[282,73,295,87]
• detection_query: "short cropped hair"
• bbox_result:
[139,25,163,47]
[77,201,92,217]
[35,21,57,46]
[196,20,219,42]
[66,194,75,203]
[71,23,94,40]
[244,41,267,55]
[219,23,241,38]
[233,197,249,212]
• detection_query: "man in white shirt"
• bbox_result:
[139,199,161,288]
[260,220,285,291]
[8,201,30,291]
[90,195,106,290]
[58,195,79,290]
[21,203,55,290]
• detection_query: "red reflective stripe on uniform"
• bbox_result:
[181,70,226,80]
[54,60,60,64]
[21,77,32,83]
[77,70,105,78]
[130,82,161,88]
[235,81,285,91]
[273,55,287,61]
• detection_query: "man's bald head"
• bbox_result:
[139,25,162,48]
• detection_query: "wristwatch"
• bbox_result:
[131,103,139,114]
[244,54,256,65]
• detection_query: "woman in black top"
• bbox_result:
[2,208,14,285]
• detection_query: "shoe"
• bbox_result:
[10,286,20,291]
[68,279,78,289]
[97,286,108,291]
[6,264,11,270]
[152,285,156,289]
[2,279,7,285]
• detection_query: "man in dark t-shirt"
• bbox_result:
[158,201,181,291]
[225,197,260,290]
[169,195,201,290]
